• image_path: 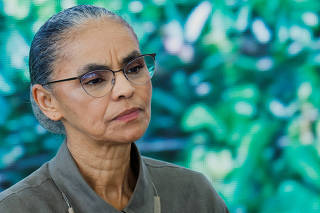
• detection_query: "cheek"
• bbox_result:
[142,83,152,118]
[54,81,152,142]
[144,82,152,105]
[55,86,109,126]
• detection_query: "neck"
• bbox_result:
[66,138,137,210]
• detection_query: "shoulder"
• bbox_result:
[143,156,210,185]
[0,162,58,211]
[0,162,50,199]
[142,156,228,212]
[143,156,200,176]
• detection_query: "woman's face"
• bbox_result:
[50,18,152,144]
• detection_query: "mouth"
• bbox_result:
[113,107,142,122]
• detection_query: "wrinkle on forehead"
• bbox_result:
[57,17,137,56]
[61,17,137,44]
[51,17,139,78]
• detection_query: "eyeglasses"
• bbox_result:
[42,53,156,98]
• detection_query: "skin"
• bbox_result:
[32,18,152,210]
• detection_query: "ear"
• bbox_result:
[32,84,62,121]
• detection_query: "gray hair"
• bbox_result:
[29,5,137,134]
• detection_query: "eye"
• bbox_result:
[81,71,107,86]
[126,57,146,75]
[86,78,104,85]
[127,64,145,74]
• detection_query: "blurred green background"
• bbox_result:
[0,0,320,212]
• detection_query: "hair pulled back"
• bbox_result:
[29,5,137,134]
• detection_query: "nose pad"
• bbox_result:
[112,71,130,87]
[111,71,135,99]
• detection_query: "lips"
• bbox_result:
[113,107,141,121]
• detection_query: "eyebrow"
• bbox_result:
[77,50,141,76]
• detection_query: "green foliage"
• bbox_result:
[0,0,320,212]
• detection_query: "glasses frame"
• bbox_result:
[42,53,156,97]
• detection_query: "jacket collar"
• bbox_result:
[48,141,154,213]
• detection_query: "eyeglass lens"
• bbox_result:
[80,55,155,98]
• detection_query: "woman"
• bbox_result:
[0,5,228,213]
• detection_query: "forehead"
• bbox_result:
[54,18,140,77]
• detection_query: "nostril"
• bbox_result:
[118,94,126,99]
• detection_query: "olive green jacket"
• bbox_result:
[0,141,228,213]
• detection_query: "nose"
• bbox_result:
[110,71,135,100]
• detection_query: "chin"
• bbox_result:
[91,117,150,143]
[120,131,145,143]
[116,126,147,143]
